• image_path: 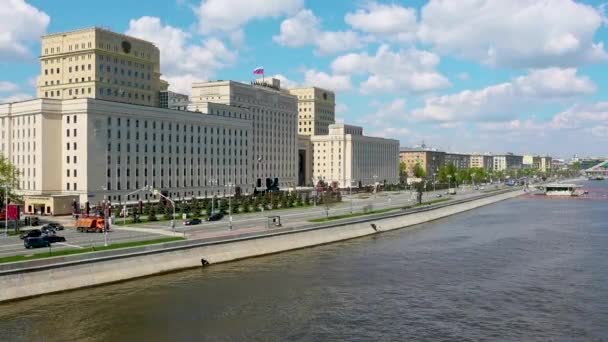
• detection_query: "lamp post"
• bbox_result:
[209,179,218,214]
[101,186,109,247]
[447,174,452,192]
[311,177,317,207]
[123,188,143,226]
[225,183,234,230]
[145,186,176,234]
[4,184,8,236]
[373,174,378,199]
[433,172,437,193]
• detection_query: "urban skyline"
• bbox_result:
[1,0,608,158]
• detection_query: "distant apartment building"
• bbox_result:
[38,27,162,107]
[310,124,399,187]
[399,147,445,177]
[190,78,299,190]
[469,154,493,170]
[288,87,335,136]
[493,153,524,171]
[159,90,189,110]
[445,153,470,169]
[523,155,552,172]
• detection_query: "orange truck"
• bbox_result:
[75,216,106,233]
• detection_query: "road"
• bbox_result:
[0,185,506,258]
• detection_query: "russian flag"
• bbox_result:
[253,66,264,75]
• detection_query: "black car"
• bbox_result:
[40,225,57,234]
[183,218,202,226]
[207,212,224,221]
[42,234,66,243]
[46,222,64,230]
[19,229,42,240]
[24,237,50,249]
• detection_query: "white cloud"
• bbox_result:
[303,70,351,92]
[412,68,596,122]
[359,99,408,127]
[549,102,608,129]
[273,9,365,55]
[0,0,50,60]
[335,103,348,114]
[331,44,450,94]
[345,2,417,42]
[457,72,470,81]
[0,81,19,93]
[590,125,608,138]
[196,0,303,33]
[418,0,607,67]
[0,93,33,103]
[126,17,236,93]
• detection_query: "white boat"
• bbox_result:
[538,183,584,196]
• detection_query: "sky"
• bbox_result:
[1,0,608,158]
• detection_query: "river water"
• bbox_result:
[1,181,607,341]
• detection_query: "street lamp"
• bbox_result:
[3,184,8,236]
[101,186,109,247]
[144,186,176,234]
[209,179,218,214]
[433,172,437,193]
[225,183,234,230]
[123,188,144,226]
[373,174,378,199]
[311,177,317,207]
[447,174,452,192]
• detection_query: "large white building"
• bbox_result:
[310,124,399,188]
[0,98,252,212]
[190,79,299,190]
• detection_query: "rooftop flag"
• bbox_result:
[253,66,264,75]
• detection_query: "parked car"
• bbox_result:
[435,194,442,198]
[46,222,64,230]
[207,212,224,221]
[42,234,66,243]
[40,225,57,235]
[19,229,42,240]
[183,218,202,226]
[24,237,50,249]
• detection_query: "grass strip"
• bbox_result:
[0,237,184,265]
[309,197,453,223]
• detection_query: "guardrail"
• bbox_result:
[0,188,522,275]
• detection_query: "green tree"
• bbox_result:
[163,205,172,220]
[413,163,427,179]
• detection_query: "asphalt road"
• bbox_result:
[0,185,506,258]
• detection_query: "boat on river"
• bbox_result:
[537,183,584,196]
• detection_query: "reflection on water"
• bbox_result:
[1,181,607,341]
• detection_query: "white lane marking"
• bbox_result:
[56,242,84,249]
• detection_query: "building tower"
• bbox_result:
[288,87,335,136]
[37,27,162,106]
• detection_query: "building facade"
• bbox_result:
[288,87,335,136]
[0,98,253,209]
[159,90,189,110]
[445,153,471,170]
[38,27,162,107]
[190,79,299,190]
[493,153,524,171]
[311,124,399,188]
[399,148,445,177]
[469,154,493,170]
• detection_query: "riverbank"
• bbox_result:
[0,188,523,303]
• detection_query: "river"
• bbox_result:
[0,180,607,341]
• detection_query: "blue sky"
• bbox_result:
[1,0,608,158]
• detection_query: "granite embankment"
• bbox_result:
[0,189,523,302]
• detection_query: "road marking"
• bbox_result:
[56,242,84,249]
